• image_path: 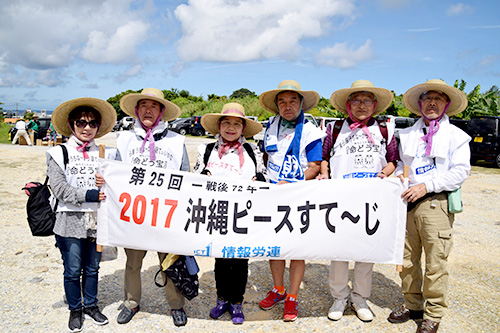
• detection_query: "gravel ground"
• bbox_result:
[0,134,499,332]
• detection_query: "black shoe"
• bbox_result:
[84,306,109,325]
[117,305,140,324]
[68,309,83,332]
[171,308,187,327]
[388,305,424,323]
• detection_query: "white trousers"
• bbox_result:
[12,129,32,145]
[329,260,374,304]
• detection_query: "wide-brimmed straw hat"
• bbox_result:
[330,80,394,116]
[403,79,468,116]
[259,80,319,114]
[52,97,117,138]
[201,103,262,138]
[120,88,181,122]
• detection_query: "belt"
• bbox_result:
[407,192,447,212]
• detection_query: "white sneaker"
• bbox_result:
[351,299,373,322]
[327,298,348,321]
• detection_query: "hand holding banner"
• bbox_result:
[97,159,407,264]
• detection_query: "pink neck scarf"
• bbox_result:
[345,101,378,144]
[419,101,450,156]
[135,105,165,161]
[218,140,244,168]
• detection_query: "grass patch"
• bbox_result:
[0,123,14,144]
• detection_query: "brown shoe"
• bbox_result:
[388,305,423,323]
[418,319,439,332]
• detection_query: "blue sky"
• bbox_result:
[0,0,499,112]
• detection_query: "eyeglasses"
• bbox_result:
[420,95,447,103]
[75,119,99,129]
[350,99,374,107]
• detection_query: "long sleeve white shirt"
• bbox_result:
[395,115,471,193]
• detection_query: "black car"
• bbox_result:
[169,118,192,135]
[34,117,52,140]
[467,116,500,167]
[450,118,469,132]
[190,116,206,136]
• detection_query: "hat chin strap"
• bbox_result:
[135,106,165,161]
[418,100,450,156]
[345,101,377,144]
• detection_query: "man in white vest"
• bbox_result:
[388,80,471,333]
[115,88,191,327]
[319,80,398,323]
[257,80,325,322]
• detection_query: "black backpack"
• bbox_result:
[22,145,68,236]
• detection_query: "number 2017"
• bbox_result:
[119,192,177,227]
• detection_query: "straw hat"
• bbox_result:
[52,97,117,138]
[259,80,319,114]
[201,103,262,138]
[403,79,468,116]
[330,80,394,116]
[120,88,181,122]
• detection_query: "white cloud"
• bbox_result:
[174,0,355,62]
[316,39,373,68]
[0,0,151,71]
[446,3,473,16]
[114,64,143,84]
[81,21,150,63]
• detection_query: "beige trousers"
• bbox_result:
[329,261,374,304]
[123,248,185,310]
[400,193,454,322]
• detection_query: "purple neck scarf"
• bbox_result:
[419,101,450,156]
[135,105,165,161]
[345,101,378,144]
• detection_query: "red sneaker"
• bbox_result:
[283,299,298,322]
[259,288,287,310]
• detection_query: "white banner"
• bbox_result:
[97,159,408,264]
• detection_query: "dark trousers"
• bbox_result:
[214,258,248,304]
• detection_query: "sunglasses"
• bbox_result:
[75,119,99,129]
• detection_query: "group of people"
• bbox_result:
[47,78,470,333]
[12,115,59,146]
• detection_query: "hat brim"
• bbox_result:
[120,93,181,121]
[201,113,262,138]
[330,87,394,116]
[403,83,468,116]
[52,97,117,138]
[259,89,319,114]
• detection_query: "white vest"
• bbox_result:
[330,120,394,179]
[47,144,118,212]
[117,130,185,170]
[266,116,325,183]
[199,143,256,180]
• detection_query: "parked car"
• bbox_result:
[467,116,500,167]
[316,116,342,131]
[113,117,135,131]
[169,117,192,135]
[253,113,318,148]
[190,116,206,136]
[34,117,52,140]
[450,118,469,132]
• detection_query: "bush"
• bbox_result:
[0,122,14,144]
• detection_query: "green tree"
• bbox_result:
[230,88,257,99]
